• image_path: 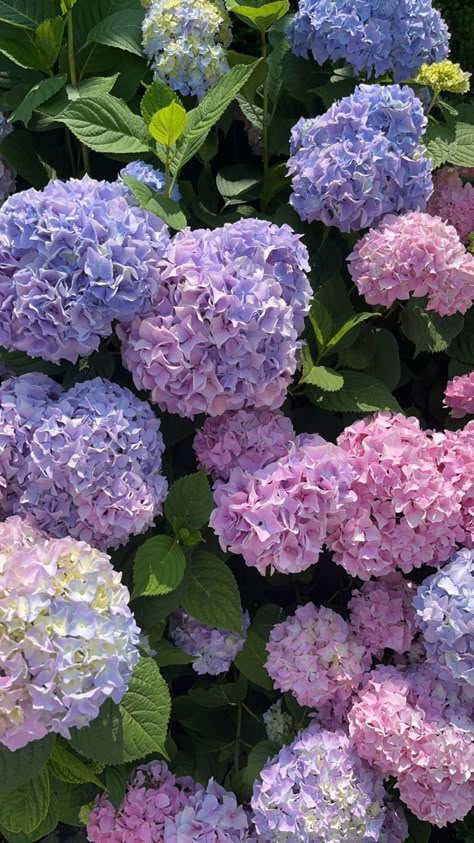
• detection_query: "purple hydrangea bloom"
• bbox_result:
[119,160,181,202]
[118,219,312,418]
[413,548,474,689]
[287,84,432,232]
[164,779,249,842]
[14,377,167,550]
[287,0,449,82]
[380,802,409,843]
[0,176,171,363]
[251,723,387,842]
[169,609,250,675]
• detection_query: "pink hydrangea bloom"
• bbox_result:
[210,435,355,575]
[164,779,249,842]
[265,603,371,708]
[427,167,474,244]
[348,211,474,316]
[87,761,197,843]
[444,371,474,418]
[433,423,474,545]
[348,573,417,658]
[194,409,295,481]
[326,413,464,579]
[348,665,474,826]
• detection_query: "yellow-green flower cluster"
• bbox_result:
[415,59,471,94]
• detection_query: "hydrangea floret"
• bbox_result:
[263,700,295,745]
[444,372,474,418]
[427,166,474,244]
[0,515,140,751]
[168,609,250,675]
[164,778,249,841]
[348,574,417,658]
[287,84,432,232]
[432,422,474,544]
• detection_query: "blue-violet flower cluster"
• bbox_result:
[118,160,181,202]
[169,608,250,675]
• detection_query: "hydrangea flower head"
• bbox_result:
[444,372,474,418]
[287,0,449,82]
[266,603,371,708]
[118,219,312,418]
[210,435,355,575]
[0,176,171,363]
[326,412,464,578]
[349,211,474,315]
[434,423,474,545]
[168,609,250,675]
[380,802,408,843]
[348,574,417,658]
[263,700,295,745]
[251,723,386,842]
[288,84,432,232]
[16,377,167,550]
[415,60,471,93]
[194,409,295,481]
[142,0,231,99]
[164,779,249,842]
[0,515,140,751]
[119,160,181,202]
[427,167,474,244]
[87,761,198,843]
[348,664,474,826]
[413,547,474,688]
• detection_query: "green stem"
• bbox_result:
[234,705,242,772]
[67,8,91,175]
[241,702,262,726]
[426,91,439,116]
[165,148,171,198]
[261,30,269,186]
[65,128,76,177]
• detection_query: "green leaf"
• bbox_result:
[154,639,193,668]
[0,130,49,188]
[164,470,213,532]
[234,625,272,689]
[0,0,58,29]
[309,299,333,351]
[365,329,401,391]
[0,794,58,843]
[242,740,278,786]
[181,550,242,633]
[48,743,104,787]
[171,59,263,174]
[104,766,129,811]
[87,9,144,56]
[424,119,474,169]
[449,309,474,364]
[325,312,378,353]
[0,23,48,70]
[149,101,187,147]
[0,736,55,795]
[71,657,171,765]
[67,73,119,99]
[141,80,179,126]
[406,812,431,843]
[53,780,98,827]
[59,93,152,153]
[0,766,50,834]
[424,122,453,168]
[216,163,262,203]
[301,362,344,391]
[121,175,187,230]
[34,16,65,69]
[10,73,66,125]
[133,535,186,599]
[226,0,289,31]
[189,675,248,708]
[400,300,464,354]
[307,370,401,413]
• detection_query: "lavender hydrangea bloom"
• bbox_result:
[413,548,474,688]
[118,219,312,418]
[0,516,140,751]
[287,0,449,82]
[288,84,432,232]
[16,377,167,550]
[142,0,232,99]
[164,779,249,842]
[119,160,181,202]
[169,609,250,675]
[380,802,409,843]
[0,176,171,363]
[251,723,387,842]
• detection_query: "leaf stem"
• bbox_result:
[67,8,91,175]
[165,147,171,198]
[426,91,439,116]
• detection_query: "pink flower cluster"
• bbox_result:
[427,167,474,244]
[210,434,355,575]
[326,412,464,579]
[348,211,474,315]
[194,409,295,481]
[433,422,474,545]
[265,603,371,708]
[444,372,474,418]
[348,574,417,658]
[348,665,474,826]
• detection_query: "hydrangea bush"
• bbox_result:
[0,1,473,842]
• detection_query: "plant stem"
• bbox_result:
[234,705,242,772]
[241,702,262,726]
[426,91,439,116]
[261,30,269,183]
[165,148,171,198]
[67,8,91,175]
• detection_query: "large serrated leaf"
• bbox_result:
[226,0,289,31]
[0,766,50,834]
[59,93,152,153]
[325,312,378,353]
[141,80,178,126]
[87,9,144,56]
[70,658,171,765]
[234,625,272,689]
[307,370,401,413]
[10,73,66,125]
[0,736,55,795]
[121,175,187,231]
[181,550,242,633]
[0,0,58,29]
[48,743,103,787]
[133,535,186,599]
[189,674,248,708]
[400,300,464,354]
[149,101,187,147]
[164,471,213,531]
[301,364,344,391]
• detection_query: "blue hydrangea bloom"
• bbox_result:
[413,547,474,689]
[142,0,232,99]
[0,176,170,363]
[119,160,181,202]
[288,84,433,232]
[169,609,250,675]
[287,0,450,82]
